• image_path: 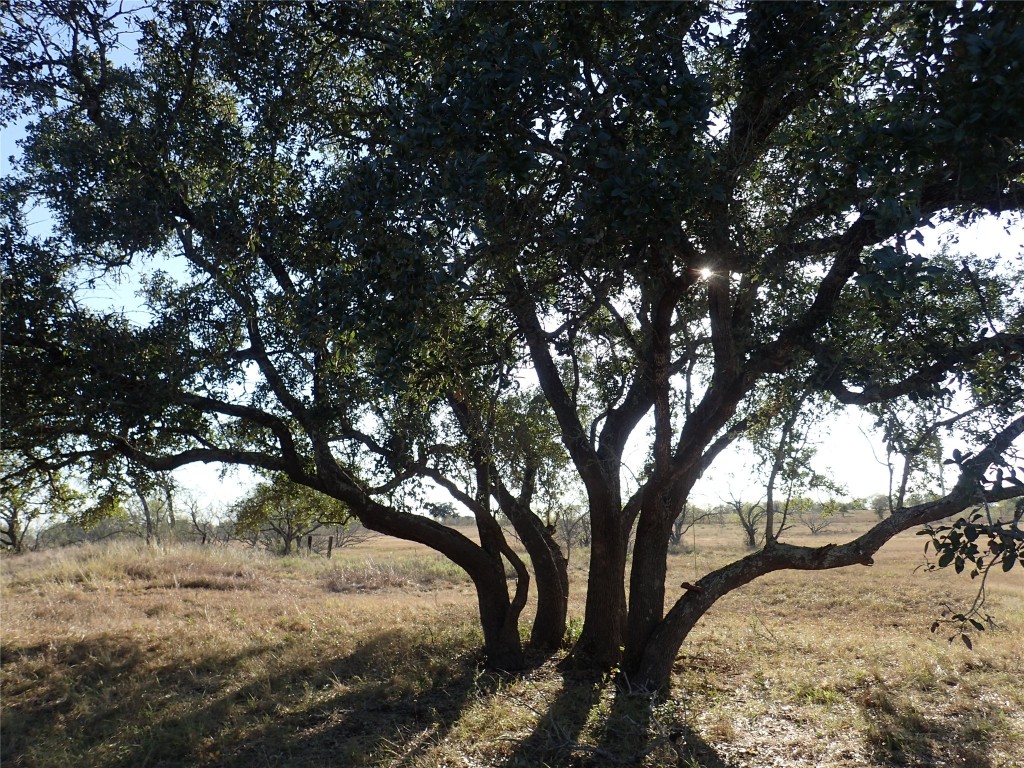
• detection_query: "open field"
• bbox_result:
[2,512,1022,768]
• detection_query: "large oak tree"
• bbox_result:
[2,1,1022,689]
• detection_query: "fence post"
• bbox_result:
[307,534,313,555]
[327,536,334,559]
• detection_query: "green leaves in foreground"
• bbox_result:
[918,500,1024,647]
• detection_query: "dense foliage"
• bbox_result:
[2,1,1022,687]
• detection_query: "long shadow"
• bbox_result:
[858,678,997,768]
[587,679,741,768]
[500,669,741,768]
[499,668,605,768]
[208,631,499,768]
[1,633,277,767]
[1,629,490,768]
[6,631,767,768]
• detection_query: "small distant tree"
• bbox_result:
[794,497,837,536]
[184,497,221,545]
[317,521,375,553]
[233,475,351,555]
[129,471,177,547]
[424,501,459,523]
[555,506,591,567]
[721,488,765,550]
[668,502,711,549]
[32,506,134,548]
[870,494,890,520]
[838,498,863,518]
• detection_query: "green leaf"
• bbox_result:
[1002,550,1017,572]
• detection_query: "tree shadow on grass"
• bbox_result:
[499,668,606,768]
[858,678,1000,768]
[203,631,489,768]
[499,669,740,768]
[593,680,741,768]
[6,630,743,768]
[1,628,492,768]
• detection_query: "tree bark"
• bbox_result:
[634,547,781,691]
[529,532,570,649]
[623,503,674,675]
[569,497,629,667]
[471,558,528,671]
[499,497,569,649]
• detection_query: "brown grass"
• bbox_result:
[2,513,1022,767]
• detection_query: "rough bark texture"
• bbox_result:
[623,507,674,674]
[506,505,569,650]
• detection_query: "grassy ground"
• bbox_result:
[2,513,1022,768]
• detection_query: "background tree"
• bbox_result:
[721,490,765,550]
[0,456,81,553]
[128,471,177,547]
[233,475,351,556]
[745,382,843,542]
[668,502,711,549]
[870,494,890,521]
[3,2,1024,689]
[793,497,837,536]
[553,504,591,568]
[184,496,220,545]
[423,502,460,523]
[316,521,375,554]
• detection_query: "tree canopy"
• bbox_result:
[2,1,1023,688]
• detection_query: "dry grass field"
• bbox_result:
[2,512,1022,768]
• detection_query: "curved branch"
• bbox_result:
[506,274,606,492]
[820,333,1024,406]
[178,393,306,473]
[636,414,1024,688]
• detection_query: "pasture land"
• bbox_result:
[2,512,1022,767]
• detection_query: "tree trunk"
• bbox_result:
[529,533,570,649]
[313,455,527,670]
[634,547,781,690]
[569,501,628,667]
[472,560,527,670]
[137,491,156,547]
[447,394,570,651]
[623,508,673,675]
[502,499,569,649]
[9,517,24,554]
[633,525,912,690]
